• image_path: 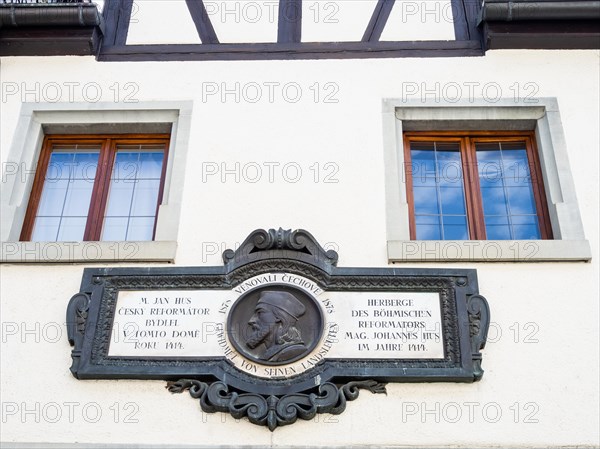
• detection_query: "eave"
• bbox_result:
[0,3,103,56]
[480,0,600,50]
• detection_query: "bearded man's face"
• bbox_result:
[246,305,280,349]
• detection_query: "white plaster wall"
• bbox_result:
[302,0,374,42]
[380,0,455,41]
[123,0,456,44]
[0,50,599,447]
[127,1,202,44]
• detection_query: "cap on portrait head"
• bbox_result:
[257,291,306,320]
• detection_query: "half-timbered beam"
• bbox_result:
[102,0,134,46]
[185,0,219,44]
[99,40,483,61]
[451,0,470,40]
[430,0,483,42]
[362,0,395,42]
[463,0,483,42]
[277,0,302,43]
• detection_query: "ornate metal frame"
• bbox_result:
[67,227,490,429]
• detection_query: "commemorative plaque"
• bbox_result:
[67,228,490,430]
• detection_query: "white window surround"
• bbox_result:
[1,101,193,263]
[382,97,591,262]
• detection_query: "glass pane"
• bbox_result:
[101,147,165,242]
[56,217,87,241]
[512,215,539,226]
[31,149,100,242]
[501,146,530,186]
[72,152,99,180]
[512,215,541,239]
[410,141,468,240]
[411,144,436,186]
[443,215,469,240]
[131,179,161,216]
[138,151,164,178]
[112,152,142,181]
[416,225,442,240]
[62,179,96,216]
[507,186,536,215]
[46,152,75,181]
[512,225,541,240]
[101,217,128,241]
[104,182,135,217]
[480,187,509,216]
[436,144,463,187]
[413,187,439,214]
[476,145,502,188]
[476,141,542,240]
[127,217,155,241]
[31,217,61,241]
[36,179,69,217]
[485,216,511,240]
[440,186,466,215]
[415,215,442,240]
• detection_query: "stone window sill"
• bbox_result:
[387,240,591,263]
[1,241,177,264]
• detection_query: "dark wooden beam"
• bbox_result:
[185,0,219,44]
[463,0,482,42]
[362,0,395,42]
[101,0,120,46]
[451,0,469,40]
[98,40,483,61]
[451,0,483,41]
[277,0,302,43]
[114,0,134,46]
[103,0,133,46]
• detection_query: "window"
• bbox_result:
[1,104,191,263]
[382,99,591,262]
[20,134,170,242]
[404,132,552,241]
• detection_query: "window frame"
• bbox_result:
[403,130,553,241]
[382,98,591,262]
[19,133,171,243]
[0,103,192,264]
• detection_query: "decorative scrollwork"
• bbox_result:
[167,379,387,431]
[222,227,339,269]
[66,292,91,377]
[467,294,490,381]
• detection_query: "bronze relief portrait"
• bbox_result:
[227,286,324,366]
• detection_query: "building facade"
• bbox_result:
[1,0,599,447]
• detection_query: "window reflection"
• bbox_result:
[31,148,100,241]
[410,142,469,240]
[476,142,541,240]
[101,146,164,241]
[408,137,544,241]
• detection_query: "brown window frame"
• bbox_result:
[403,131,553,240]
[20,134,171,242]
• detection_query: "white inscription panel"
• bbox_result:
[108,273,445,373]
[108,290,231,357]
[325,291,444,359]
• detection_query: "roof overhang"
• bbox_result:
[0,3,103,56]
[480,0,600,49]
